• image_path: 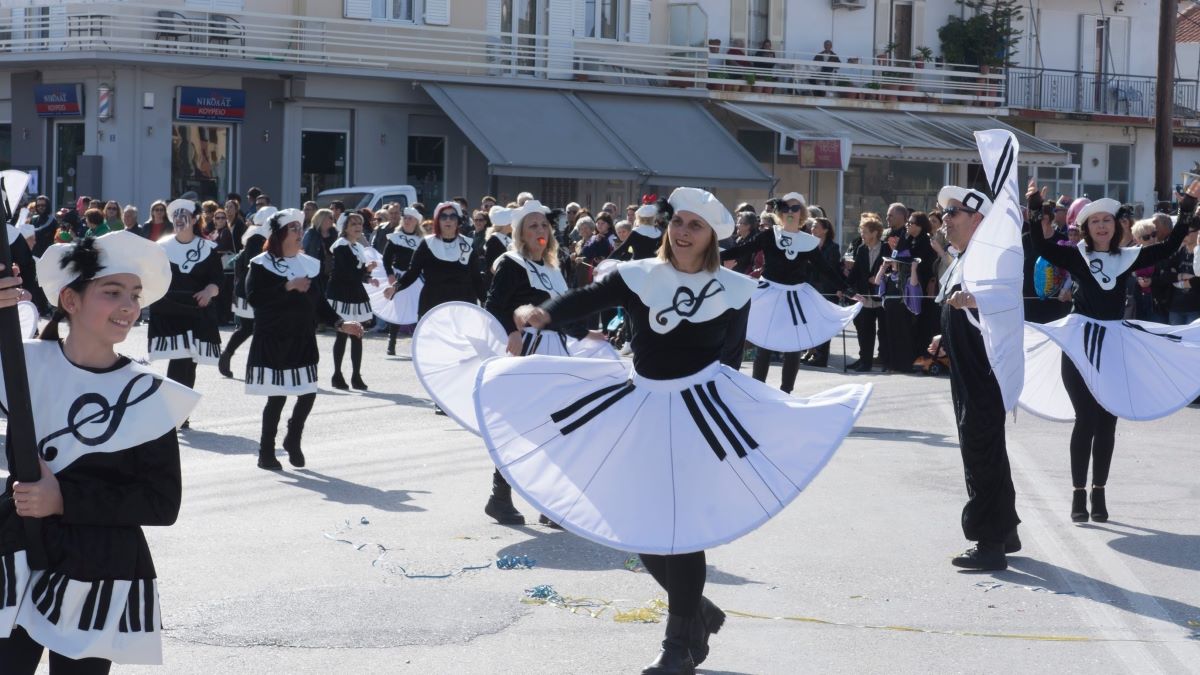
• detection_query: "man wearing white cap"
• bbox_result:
[930,184,1019,571]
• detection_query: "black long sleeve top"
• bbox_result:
[247,261,343,333]
[484,256,586,338]
[1028,192,1194,320]
[394,238,487,302]
[234,233,265,300]
[610,230,662,261]
[719,228,849,290]
[541,270,749,379]
[382,231,421,274]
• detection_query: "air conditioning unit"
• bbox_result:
[832,0,867,9]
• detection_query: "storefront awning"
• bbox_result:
[422,83,642,181]
[423,84,772,188]
[576,93,774,189]
[719,103,1071,167]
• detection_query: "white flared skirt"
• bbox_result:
[412,302,620,435]
[147,331,220,365]
[1019,315,1200,422]
[232,296,254,319]
[368,278,423,326]
[746,280,861,352]
[0,551,163,664]
[474,357,872,554]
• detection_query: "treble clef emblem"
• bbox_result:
[1089,259,1111,285]
[655,279,725,326]
[402,234,417,248]
[37,374,163,461]
[181,240,204,272]
[780,235,792,248]
[270,255,290,275]
[458,239,472,262]
[525,260,554,291]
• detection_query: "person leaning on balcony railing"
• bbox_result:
[811,40,840,96]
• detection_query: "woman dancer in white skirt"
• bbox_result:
[483,188,871,674]
[1,231,200,672]
[245,210,365,470]
[219,206,276,378]
[718,191,858,391]
[326,212,378,391]
[146,199,223,427]
[380,207,424,355]
[1022,181,1200,522]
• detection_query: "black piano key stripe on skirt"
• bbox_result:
[551,381,638,435]
[152,334,221,359]
[786,290,807,326]
[1,553,17,608]
[520,332,569,356]
[117,579,153,633]
[33,572,70,625]
[247,364,319,388]
[77,579,116,631]
[333,300,372,317]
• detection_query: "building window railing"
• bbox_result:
[1006,65,1200,119]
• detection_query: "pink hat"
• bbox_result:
[1066,198,1091,227]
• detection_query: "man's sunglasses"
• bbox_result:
[943,206,977,217]
[780,204,806,213]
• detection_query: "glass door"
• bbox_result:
[501,0,546,76]
[301,130,349,202]
[53,121,85,209]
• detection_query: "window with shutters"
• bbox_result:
[373,0,416,22]
[747,0,767,53]
[583,0,628,40]
[732,0,781,54]
[668,4,707,49]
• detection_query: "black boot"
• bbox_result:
[484,472,525,525]
[1071,488,1089,522]
[351,373,368,390]
[642,613,695,675]
[951,541,1006,571]
[282,419,306,468]
[538,514,563,529]
[1090,486,1108,523]
[386,335,397,356]
[218,351,234,378]
[852,359,873,372]
[257,435,283,470]
[688,596,726,667]
[331,372,349,390]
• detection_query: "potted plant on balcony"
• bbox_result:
[938,0,1023,105]
[864,81,882,101]
[913,46,934,68]
[743,72,756,92]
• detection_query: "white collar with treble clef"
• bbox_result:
[330,237,370,267]
[425,234,474,265]
[773,226,819,261]
[617,258,757,334]
[387,229,422,250]
[1076,241,1140,291]
[250,251,322,280]
[497,251,568,298]
[158,235,216,273]
[0,340,200,473]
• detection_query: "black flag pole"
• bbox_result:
[0,173,46,570]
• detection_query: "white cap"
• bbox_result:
[38,230,172,306]
[667,187,735,240]
[635,204,658,219]
[509,200,551,236]
[937,185,993,216]
[403,207,422,220]
[433,201,462,219]
[270,208,304,232]
[781,191,806,205]
[489,205,513,227]
[1074,198,1122,228]
[167,198,196,220]
[252,206,279,226]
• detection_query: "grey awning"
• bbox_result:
[422,83,643,181]
[720,103,1071,167]
[422,84,772,188]
[576,93,773,189]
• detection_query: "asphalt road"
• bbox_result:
[7,324,1200,675]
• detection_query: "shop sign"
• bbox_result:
[796,138,850,171]
[176,87,245,122]
[35,84,83,117]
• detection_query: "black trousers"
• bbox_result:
[852,306,884,366]
[166,358,197,389]
[639,551,706,618]
[224,316,254,360]
[751,348,800,393]
[0,625,111,674]
[260,393,317,448]
[1062,356,1117,488]
[332,332,363,376]
[881,299,914,371]
[948,359,1019,544]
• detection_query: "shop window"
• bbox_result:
[844,158,944,235]
[407,136,445,205]
[736,128,774,163]
[171,124,232,204]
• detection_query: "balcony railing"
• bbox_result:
[1005,66,1200,119]
[0,1,1004,108]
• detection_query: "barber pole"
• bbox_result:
[98,83,112,120]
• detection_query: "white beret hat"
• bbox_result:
[668,187,735,240]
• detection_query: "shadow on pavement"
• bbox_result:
[1086,522,1200,573]
[848,426,958,448]
[178,428,258,455]
[1000,555,1200,629]
[279,469,429,513]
